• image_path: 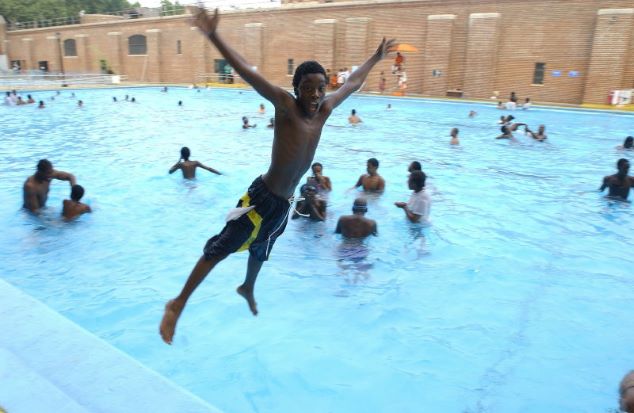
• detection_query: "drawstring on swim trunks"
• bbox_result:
[265,196,305,259]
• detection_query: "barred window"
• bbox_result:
[287,59,294,75]
[64,39,77,57]
[533,62,545,85]
[176,40,182,55]
[128,35,147,55]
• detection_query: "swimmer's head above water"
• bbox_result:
[409,170,426,191]
[367,158,379,174]
[300,184,317,196]
[35,159,53,182]
[352,198,368,214]
[70,184,85,201]
[180,147,191,161]
[617,158,630,175]
[624,136,633,149]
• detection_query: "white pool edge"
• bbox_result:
[0,278,223,413]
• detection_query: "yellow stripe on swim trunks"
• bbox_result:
[237,193,263,252]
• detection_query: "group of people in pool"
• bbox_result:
[12,7,633,355]
[22,159,91,220]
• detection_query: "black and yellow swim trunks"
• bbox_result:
[203,176,290,262]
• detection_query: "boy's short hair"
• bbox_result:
[37,159,52,173]
[292,61,326,96]
[180,147,190,161]
[71,184,84,201]
[367,158,379,168]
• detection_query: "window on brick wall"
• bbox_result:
[128,35,147,55]
[176,40,182,55]
[287,59,294,75]
[64,39,77,57]
[533,62,545,85]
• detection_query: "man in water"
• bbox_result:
[335,198,377,238]
[348,109,362,124]
[160,6,395,344]
[395,171,430,223]
[525,124,547,141]
[600,158,634,200]
[620,371,634,413]
[291,184,326,221]
[450,127,460,145]
[616,136,633,150]
[62,184,92,220]
[242,116,257,128]
[169,147,221,179]
[23,159,76,213]
[354,158,385,193]
[306,162,332,192]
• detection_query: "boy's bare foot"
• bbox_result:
[237,285,258,315]
[159,299,184,345]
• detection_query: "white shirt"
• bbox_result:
[407,189,431,222]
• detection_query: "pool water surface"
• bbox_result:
[1,87,633,413]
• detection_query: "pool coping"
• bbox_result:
[0,278,223,413]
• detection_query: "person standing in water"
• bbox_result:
[169,147,222,179]
[159,6,396,344]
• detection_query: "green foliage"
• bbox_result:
[0,0,138,23]
[159,0,184,16]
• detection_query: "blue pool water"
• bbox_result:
[1,87,633,413]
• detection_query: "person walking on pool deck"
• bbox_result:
[169,147,221,179]
[159,6,396,344]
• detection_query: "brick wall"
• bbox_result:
[4,0,634,104]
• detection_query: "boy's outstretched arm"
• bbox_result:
[323,37,396,111]
[190,7,289,107]
[197,162,222,175]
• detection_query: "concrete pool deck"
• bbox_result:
[0,278,222,413]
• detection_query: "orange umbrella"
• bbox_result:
[392,43,419,53]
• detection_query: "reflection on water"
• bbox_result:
[335,238,373,283]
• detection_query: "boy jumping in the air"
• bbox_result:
[160,6,396,344]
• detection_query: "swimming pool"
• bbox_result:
[1,87,633,413]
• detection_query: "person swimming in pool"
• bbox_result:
[62,184,92,220]
[600,158,634,201]
[335,198,377,238]
[169,147,221,179]
[306,162,332,192]
[159,6,396,344]
[616,136,633,150]
[23,159,77,214]
[496,124,519,139]
[525,124,547,141]
[291,184,326,221]
[354,158,385,193]
[450,127,460,145]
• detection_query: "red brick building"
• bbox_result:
[2,0,633,104]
